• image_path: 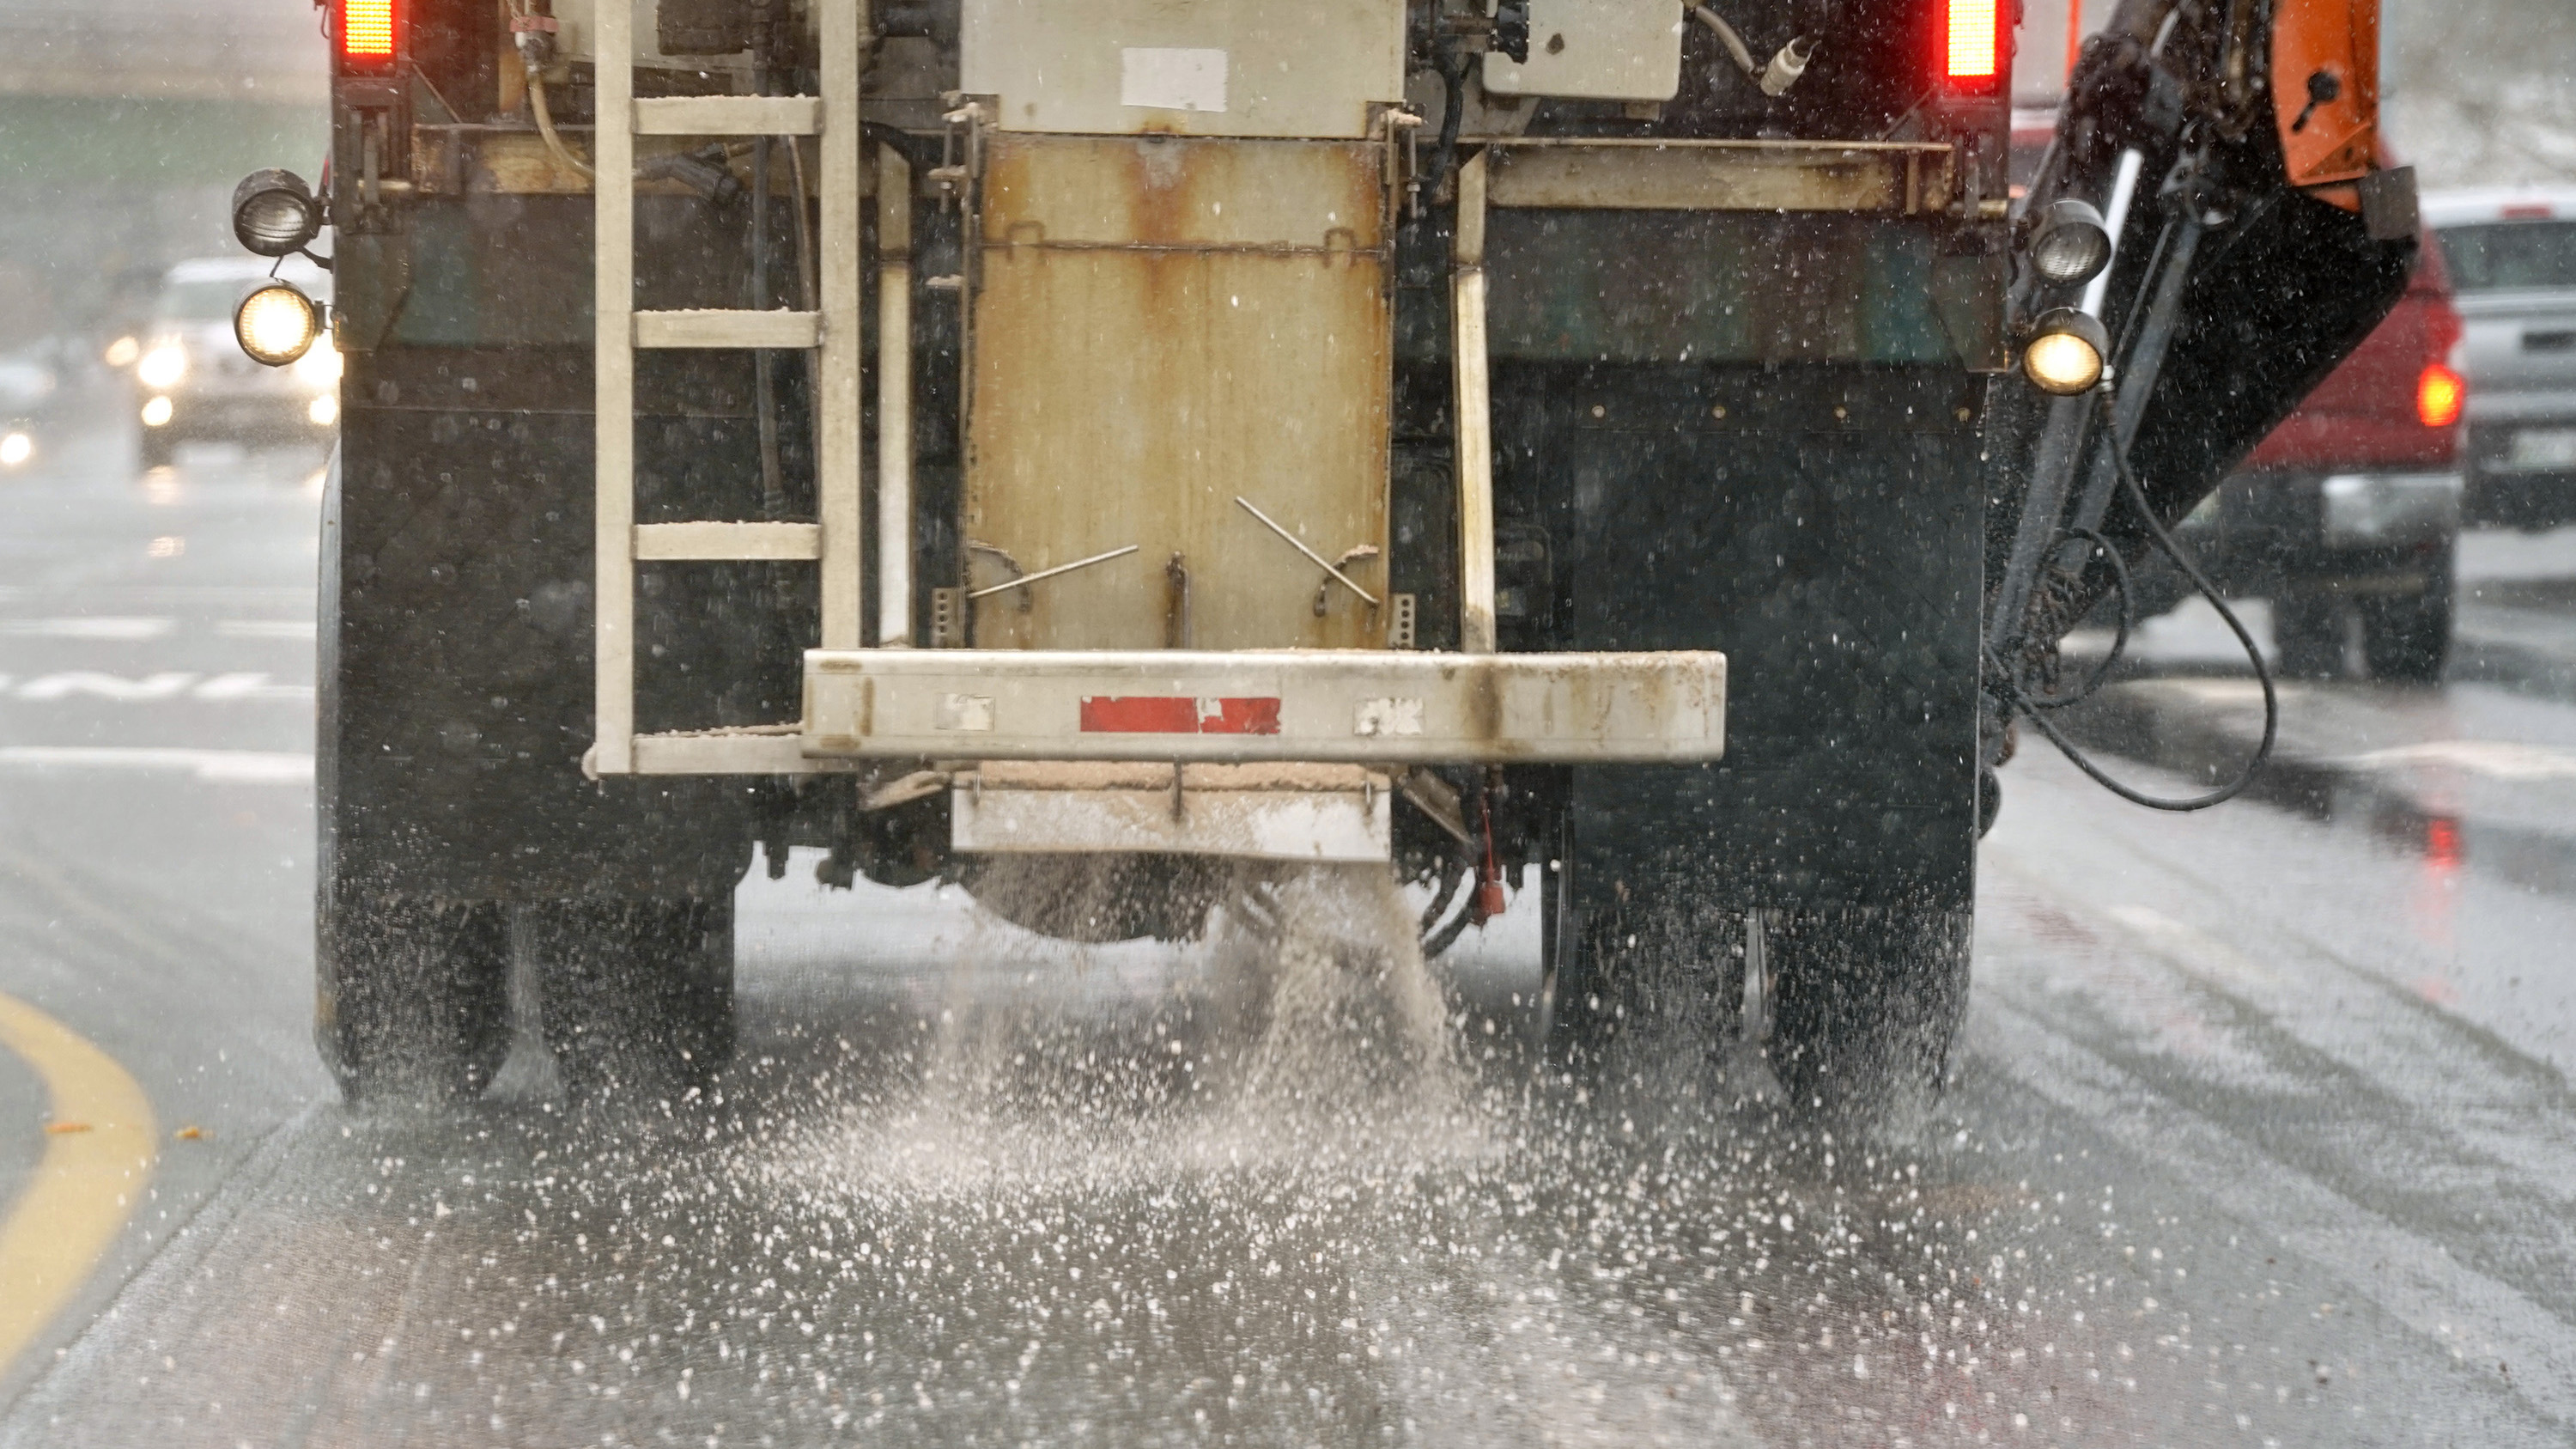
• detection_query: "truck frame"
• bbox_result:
[237,0,2418,1112]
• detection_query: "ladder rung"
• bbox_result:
[634,521,823,561]
[634,95,823,137]
[635,309,822,349]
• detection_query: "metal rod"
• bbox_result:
[964,544,1139,600]
[1233,497,1382,607]
[591,0,635,774]
[874,143,914,645]
[816,0,864,650]
[1451,149,1497,654]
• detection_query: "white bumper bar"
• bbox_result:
[801,648,1725,764]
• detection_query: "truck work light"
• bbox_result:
[2027,199,2112,287]
[2022,308,2109,395]
[235,284,323,368]
[232,170,323,258]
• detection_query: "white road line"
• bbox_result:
[0,618,173,640]
[1976,997,2576,1425]
[2344,739,2576,782]
[5,673,313,703]
[213,619,317,641]
[0,747,312,783]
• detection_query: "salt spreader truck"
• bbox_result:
[224,0,2420,1109]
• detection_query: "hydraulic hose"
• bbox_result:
[1990,385,2277,812]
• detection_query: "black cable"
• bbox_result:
[2024,526,2134,709]
[1991,385,2276,812]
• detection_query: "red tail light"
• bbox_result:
[337,0,397,65]
[1943,0,2002,85]
[2417,363,2465,429]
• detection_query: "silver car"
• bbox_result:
[131,257,337,470]
[2425,188,2576,530]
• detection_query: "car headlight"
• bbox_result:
[2021,307,2111,396]
[0,431,31,467]
[234,283,322,367]
[137,343,188,390]
[232,169,324,258]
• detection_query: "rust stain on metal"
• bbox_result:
[1484,140,1953,213]
[966,134,1393,652]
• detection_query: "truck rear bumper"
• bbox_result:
[799,648,1725,764]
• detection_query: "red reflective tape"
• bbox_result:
[1078,697,1281,735]
[1199,697,1281,735]
[1080,697,1200,733]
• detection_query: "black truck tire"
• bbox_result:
[1541,836,1747,1091]
[1763,904,1971,1118]
[314,894,515,1105]
[2358,557,2452,684]
[2272,587,2345,679]
[137,426,175,471]
[529,897,736,1105]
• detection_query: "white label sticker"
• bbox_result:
[935,693,995,732]
[1121,47,1228,113]
[1353,697,1425,737]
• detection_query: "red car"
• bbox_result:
[2178,224,2467,681]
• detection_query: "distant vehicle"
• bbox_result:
[0,353,56,472]
[2168,219,2466,681]
[132,257,336,469]
[2424,188,2576,531]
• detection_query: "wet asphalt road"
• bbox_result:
[3,414,2575,1446]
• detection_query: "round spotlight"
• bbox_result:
[0,431,31,467]
[232,169,322,258]
[137,342,187,390]
[103,335,139,369]
[140,396,174,428]
[234,284,321,367]
[2027,198,2113,288]
[308,394,340,427]
[2022,307,2111,395]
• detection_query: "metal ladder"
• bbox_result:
[590,0,864,776]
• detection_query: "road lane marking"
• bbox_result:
[0,619,173,640]
[2345,739,2576,782]
[5,673,314,703]
[214,619,317,640]
[0,991,156,1376]
[0,747,312,783]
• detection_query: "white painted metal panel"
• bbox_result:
[633,521,823,560]
[802,648,1726,763]
[953,782,1391,861]
[1482,0,1684,101]
[961,0,1405,137]
[635,309,823,349]
[634,95,823,135]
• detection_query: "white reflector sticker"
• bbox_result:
[936,693,994,731]
[1353,697,1425,737]
[1121,47,1228,113]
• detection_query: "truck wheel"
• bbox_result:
[529,897,736,1105]
[137,427,176,471]
[1541,824,1747,1091]
[315,894,515,1106]
[2358,558,2452,685]
[2271,588,2344,679]
[1763,905,1971,1119]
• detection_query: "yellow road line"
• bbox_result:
[0,991,155,1375]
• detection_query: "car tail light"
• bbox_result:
[337,0,397,66]
[2416,362,2464,429]
[1943,0,2002,86]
